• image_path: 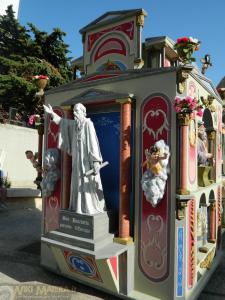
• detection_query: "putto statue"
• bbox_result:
[141,140,170,207]
[41,148,60,198]
[43,103,106,215]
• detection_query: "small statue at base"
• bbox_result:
[41,149,60,198]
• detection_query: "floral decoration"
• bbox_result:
[32,75,49,80]
[28,114,40,126]
[174,96,203,116]
[174,36,200,64]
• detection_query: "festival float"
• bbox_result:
[40,9,224,300]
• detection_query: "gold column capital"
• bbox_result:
[136,13,145,27]
[207,130,216,140]
[62,105,72,111]
[177,112,191,126]
[116,98,133,105]
[209,199,216,209]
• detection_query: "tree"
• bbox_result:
[0,5,72,117]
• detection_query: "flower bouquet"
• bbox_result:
[174,37,200,65]
[33,75,49,95]
[28,114,41,127]
[174,96,203,117]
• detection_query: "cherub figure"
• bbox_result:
[141,140,170,207]
[25,150,40,170]
[41,148,60,197]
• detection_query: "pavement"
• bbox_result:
[0,199,225,300]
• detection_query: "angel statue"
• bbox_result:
[41,148,60,198]
[141,139,170,207]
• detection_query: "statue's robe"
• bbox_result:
[58,118,105,214]
[197,138,209,165]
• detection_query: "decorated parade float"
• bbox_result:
[40,9,224,300]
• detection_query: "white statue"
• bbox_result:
[43,103,106,215]
[141,140,170,207]
[41,148,60,198]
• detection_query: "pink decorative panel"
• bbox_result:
[139,95,171,281]
[187,199,196,288]
[44,107,64,233]
[94,38,126,62]
[187,81,197,99]
[189,142,197,184]
[87,21,134,51]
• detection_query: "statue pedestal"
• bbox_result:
[44,209,114,251]
[198,166,213,187]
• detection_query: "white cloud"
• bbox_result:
[0,0,20,18]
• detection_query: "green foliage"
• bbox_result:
[0,176,11,188]
[0,5,73,116]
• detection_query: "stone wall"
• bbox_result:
[0,124,38,187]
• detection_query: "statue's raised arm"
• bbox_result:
[43,104,61,125]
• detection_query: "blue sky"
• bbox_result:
[16,0,225,86]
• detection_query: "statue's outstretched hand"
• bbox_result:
[43,104,61,125]
[43,104,53,115]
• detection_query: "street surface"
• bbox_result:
[0,201,225,300]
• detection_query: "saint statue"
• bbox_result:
[43,103,106,215]
[197,121,212,165]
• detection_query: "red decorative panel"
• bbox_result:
[187,199,196,289]
[139,95,171,281]
[109,256,118,280]
[44,107,64,233]
[94,38,126,62]
[87,21,134,51]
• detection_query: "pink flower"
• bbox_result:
[196,109,203,117]
[174,97,181,104]
[175,106,182,112]
[185,96,194,103]
[28,114,40,125]
[189,103,196,110]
